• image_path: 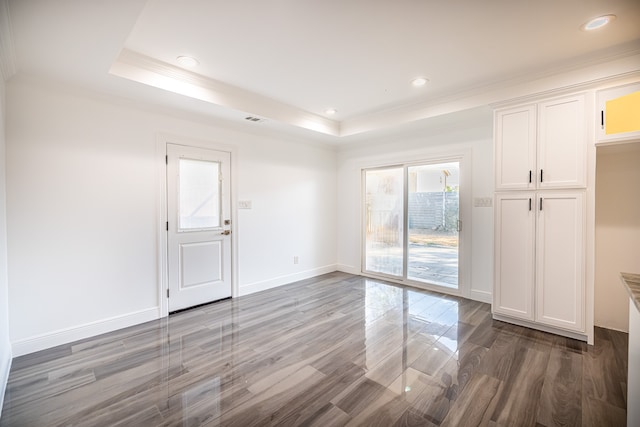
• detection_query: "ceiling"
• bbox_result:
[4,0,640,144]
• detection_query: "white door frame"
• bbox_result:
[156,133,238,318]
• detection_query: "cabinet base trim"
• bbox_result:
[493,313,587,342]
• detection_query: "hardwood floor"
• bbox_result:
[0,272,628,426]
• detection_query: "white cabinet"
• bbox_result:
[535,192,585,331]
[597,82,640,144]
[495,105,536,190]
[537,96,586,189]
[493,92,589,340]
[494,193,535,320]
[495,94,586,191]
[494,191,585,334]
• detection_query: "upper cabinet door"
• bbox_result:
[537,95,586,189]
[597,82,640,145]
[495,105,536,190]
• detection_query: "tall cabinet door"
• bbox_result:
[535,192,585,332]
[494,193,536,320]
[495,105,536,190]
[537,95,586,189]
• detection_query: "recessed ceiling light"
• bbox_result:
[581,14,616,31]
[325,108,337,115]
[411,77,429,87]
[176,56,199,67]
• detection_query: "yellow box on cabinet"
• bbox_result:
[606,90,640,135]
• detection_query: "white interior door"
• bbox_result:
[167,143,232,312]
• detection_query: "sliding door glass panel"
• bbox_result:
[364,168,404,277]
[407,162,459,288]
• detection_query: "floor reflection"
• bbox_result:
[164,277,471,425]
[361,278,488,425]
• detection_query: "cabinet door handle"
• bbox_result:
[601,110,604,129]
[540,169,543,183]
[529,170,532,183]
[529,198,532,211]
[539,197,543,211]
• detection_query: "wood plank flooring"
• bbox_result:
[0,272,628,426]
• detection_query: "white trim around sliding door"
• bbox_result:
[359,149,472,299]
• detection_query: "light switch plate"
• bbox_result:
[238,200,252,209]
[474,197,493,208]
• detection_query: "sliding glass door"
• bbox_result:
[407,162,459,288]
[364,161,460,290]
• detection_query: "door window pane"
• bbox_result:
[407,162,459,288]
[364,168,404,277]
[179,159,220,230]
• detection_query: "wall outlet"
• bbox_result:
[293,256,299,264]
[238,200,252,209]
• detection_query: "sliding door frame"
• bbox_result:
[360,151,472,299]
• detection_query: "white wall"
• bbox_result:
[0,71,11,415]
[595,142,640,332]
[237,136,337,295]
[336,114,494,302]
[6,76,337,355]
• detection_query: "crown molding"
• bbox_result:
[341,46,640,136]
[0,0,17,81]
[110,49,340,137]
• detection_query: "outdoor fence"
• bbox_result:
[408,191,459,232]
[366,192,460,245]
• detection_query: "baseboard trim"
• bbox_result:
[593,323,629,334]
[469,289,492,304]
[0,342,11,417]
[336,264,360,275]
[239,264,338,296]
[493,313,588,342]
[11,307,160,357]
